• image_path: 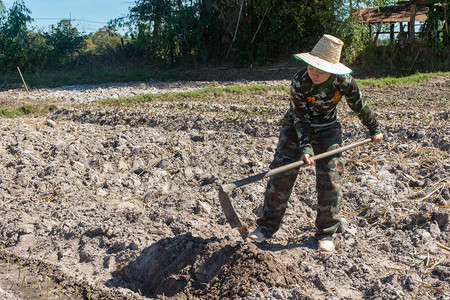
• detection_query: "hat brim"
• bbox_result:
[293,53,352,75]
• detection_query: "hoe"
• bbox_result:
[218,138,372,240]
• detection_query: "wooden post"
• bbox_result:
[374,23,382,43]
[17,67,29,92]
[369,23,373,41]
[390,23,395,43]
[409,3,417,40]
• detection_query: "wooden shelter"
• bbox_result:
[354,0,431,42]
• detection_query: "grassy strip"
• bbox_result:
[98,84,288,106]
[0,104,57,118]
[97,72,448,106]
[358,72,449,86]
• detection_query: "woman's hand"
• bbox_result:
[301,154,314,166]
[371,133,383,145]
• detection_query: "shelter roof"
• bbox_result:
[354,4,429,23]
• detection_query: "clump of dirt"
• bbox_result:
[116,233,303,299]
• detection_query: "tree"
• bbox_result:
[87,26,122,54]
[0,0,49,71]
[420,0,449,47]
[111,0,382,65]
[3,0,32,37]
[43,19,86,65]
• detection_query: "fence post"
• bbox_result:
[17,67,29,92]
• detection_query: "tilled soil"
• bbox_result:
[0,74,449,299]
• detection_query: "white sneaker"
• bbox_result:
[318,237,335,252]
[248,227,268,243]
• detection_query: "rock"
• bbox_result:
[46,119,57,127]
[432,212,449,231]
[88,156,101,168]
[196,201,212,215]
[131,146,145,156]
[412,229,433,247]
[190,134,205,142]
[16,234,37,250]
[184,167,194,180]
[117,201,140,211]
[0,287,20,300]
[345,224,358,236]
[156,159,171,169]
[403,273,421,292]
[425,222,441,238]
[118,159,128,171]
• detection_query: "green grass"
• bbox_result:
[358,71,449,87]
[96,71,449,107]
[0,104,57,118]
[98,84,288,106]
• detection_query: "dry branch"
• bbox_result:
[436,242,450,252]
[427,255,449,270]
[385,265,403,271]
[342,206,369,216]
[398,181,448,203]
[417,280,449,294]
[318,288,336,296]
[226,0,244,59]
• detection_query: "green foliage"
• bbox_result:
[2,0,31,38]
[0,0,447,80]
[352,40,449,77]
[419,0,449,47]
[86,26,123,55]
[43,20,86,66]
[0,0,47,71]
[0,1,87,71]
[111,0,367,65]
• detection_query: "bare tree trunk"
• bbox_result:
[226,0,244,59]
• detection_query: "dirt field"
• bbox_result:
[0,72,449,299]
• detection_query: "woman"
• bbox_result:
[248,34,383,252]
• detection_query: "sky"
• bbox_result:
[2,0,134,34]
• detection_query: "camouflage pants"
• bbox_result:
[256,121,344,238]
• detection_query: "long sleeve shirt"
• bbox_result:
[286,67,381,155]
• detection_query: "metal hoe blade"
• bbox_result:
[218,185,249,240]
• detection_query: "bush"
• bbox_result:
[351,40,450,77]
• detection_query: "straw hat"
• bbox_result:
[293,34,352,75]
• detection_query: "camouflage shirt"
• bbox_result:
[287,67,381,155]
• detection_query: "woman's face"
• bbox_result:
[307,65,331,84]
